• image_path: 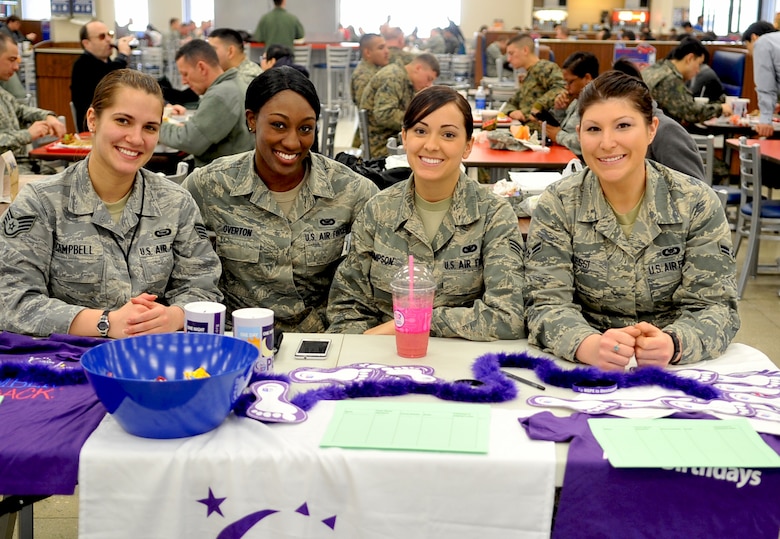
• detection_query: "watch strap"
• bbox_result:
[664,331,681,365]
[97,310,110,337]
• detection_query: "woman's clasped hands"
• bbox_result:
[576,321,677,371]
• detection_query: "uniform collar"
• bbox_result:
[68,158,158,218]
[576,162,680,224]
[231,152,337,218]
[393,171,481,231]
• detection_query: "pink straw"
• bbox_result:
[408,254,415,298]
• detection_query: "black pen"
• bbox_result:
[501,369,546,391]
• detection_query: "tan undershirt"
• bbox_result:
[414,192,452,242]
[610,195,644,238]
[103,191,132,224]
[271,179,305,216]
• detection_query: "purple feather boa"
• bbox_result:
[234,349,719,415]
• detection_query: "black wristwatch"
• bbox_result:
[664,331,681,365]
[97,310,111,338]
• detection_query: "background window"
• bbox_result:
[22,0,51,20]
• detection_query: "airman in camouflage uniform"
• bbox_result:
[389,47,416,67]
[524,160,740,364]
[359,54,440,158]
[0,159,223,337]
[0,84,62,159]
[236,57,263,89]
[642,59,726,124]
[503,34,565,134]
[183,151,378,333]
[351,34,389,148]
[504,59,565,133]
[327,172,526,341]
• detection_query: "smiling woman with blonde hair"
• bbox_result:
[524,70,739,369]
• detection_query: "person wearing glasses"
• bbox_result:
[71,20,134,131]
[0,69,222,338]
[542,51,599,156]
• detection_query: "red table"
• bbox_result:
[29,134,188,174]
[726,137,780,165]
[464,139,577,182]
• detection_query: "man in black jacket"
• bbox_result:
[70,20,133,131]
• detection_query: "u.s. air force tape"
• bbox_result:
[2,210,36,238]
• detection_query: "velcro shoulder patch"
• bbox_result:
[2,210,36,238]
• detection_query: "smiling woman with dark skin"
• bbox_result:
[183,66,378,332]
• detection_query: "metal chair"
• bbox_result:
[734,136,780,298]
[320,45,352,110]
[320,107,340,158]
[358,108,371,160]
[163,161,190,185]
[69,101,79,132]
[691,133,740,218]
[293,44,312,75]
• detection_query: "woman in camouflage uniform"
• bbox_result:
[183,67,378,332]
[327,85,525,341]
[525,71,739,370]
[0,69,222,338]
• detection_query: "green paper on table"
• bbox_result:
[588,418,780,468]
[321,401,490,453]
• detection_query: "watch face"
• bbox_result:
[97,321,109,331]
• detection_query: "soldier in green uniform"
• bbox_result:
[504,33,565,133]
[328,86,525,341]
[384,27,416,67]
[183,67,378,333]
[208,27,262,91]
[642,37,732,125]
[359,53,439,159]
[0,70,222,338]
[351,33,389,148]
[525,71,739,369]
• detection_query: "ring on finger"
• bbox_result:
[613,344,620,353]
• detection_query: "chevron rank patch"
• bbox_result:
[2,210,36,238]
[194,223,209,240]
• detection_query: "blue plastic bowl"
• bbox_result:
[81,333,259,439]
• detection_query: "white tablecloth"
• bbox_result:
[79,402,555,538]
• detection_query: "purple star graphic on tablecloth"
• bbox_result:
[198,487,227,517]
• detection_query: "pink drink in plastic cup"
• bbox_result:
[391,264,436,358]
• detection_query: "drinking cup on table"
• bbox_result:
[481,109,499,131]
[184,301,226,335]
[733,98,750,117]
[232,308,275,373]
[391,264,436,358]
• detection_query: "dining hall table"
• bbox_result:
[464,138,577,183]
[28,134,189,175]
[2,331,779,538]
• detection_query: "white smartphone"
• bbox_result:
[294,339,332,359]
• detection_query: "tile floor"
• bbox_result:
[10,111,780,538]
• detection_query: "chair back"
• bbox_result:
[293,44,312,74]
[69,101,79,132]
[386,137,405,155]
[711,50,746,97]
[434,54,453,82]
[738,136,762,212]
[358,108,371,160]
[164,161,190,185]
[320,107,340,158]
[691,133,715,186]
[325,45,351,69]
